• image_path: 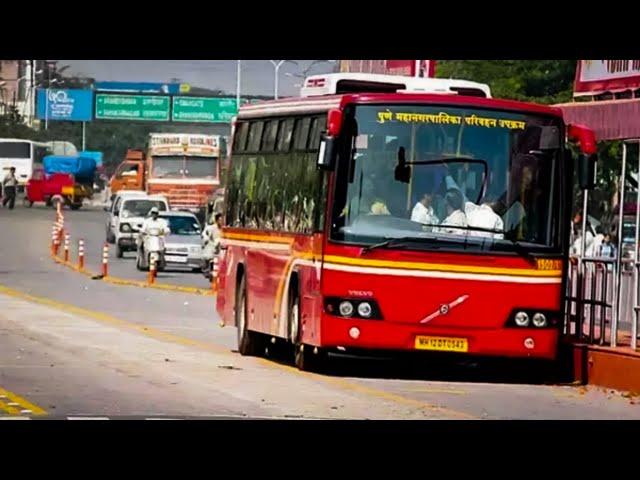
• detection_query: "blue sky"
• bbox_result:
[59,60,338,97]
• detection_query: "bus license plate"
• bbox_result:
[415,336,468,352]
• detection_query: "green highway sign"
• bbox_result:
[95,94,170,121]
[172,97,238,123]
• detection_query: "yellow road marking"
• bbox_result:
[52,254,213,296]
[0,386,46,416]
[0,284,477,419]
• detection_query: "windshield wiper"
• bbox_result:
[361,236,441,254]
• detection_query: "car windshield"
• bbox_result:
[160,215,201,235]
[122,199,167,217]
[330,104,564,253]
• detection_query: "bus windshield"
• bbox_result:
[331,104,564,253]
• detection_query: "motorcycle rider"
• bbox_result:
[141,207,170,235]
[138,207,169,269]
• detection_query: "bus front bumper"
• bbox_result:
[319,316,559,360]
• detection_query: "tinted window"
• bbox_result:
[0,142,30,158]
[262,120,279,152]
[293,117,311,151]
[308,116,327,151]
[276,119,294,152]
[247,122,264,152]
[233,122,249,152]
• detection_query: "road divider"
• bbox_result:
[48,213,215,296]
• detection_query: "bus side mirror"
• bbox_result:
[578,153,597,190]
[317,135,336,170]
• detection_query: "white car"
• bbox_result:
[112,195,170,258]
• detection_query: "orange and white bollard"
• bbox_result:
[64,233,70,262]
[102,243,109,277]
[51,225,59,256]
[211,256,219,292]
[148,255,157,285]
[77,239,85,270]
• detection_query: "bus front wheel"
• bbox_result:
[289,288,327,372]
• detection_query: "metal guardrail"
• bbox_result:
[566,254,639,350]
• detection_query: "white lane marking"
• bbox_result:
[0,416,31,420]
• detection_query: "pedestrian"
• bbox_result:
[599,232,617,258]
[2,167,18,210]
[589,225,605,257]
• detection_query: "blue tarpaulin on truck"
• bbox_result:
[78,151,103,167]
[43,155,97,183]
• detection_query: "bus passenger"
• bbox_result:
[439,189,467,234]
[411,192,439,227]
[467,193,504,239]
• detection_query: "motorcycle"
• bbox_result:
[136,227,166,272]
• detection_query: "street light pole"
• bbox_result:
[236,60,241,109]
[270,60,286,99]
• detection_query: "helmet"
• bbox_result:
[149,207,159,215]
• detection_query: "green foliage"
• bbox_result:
[436,60,576,104]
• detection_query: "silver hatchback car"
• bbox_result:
[156,211,204,271]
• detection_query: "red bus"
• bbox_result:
[216,73,597,371]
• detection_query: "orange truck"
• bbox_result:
[109,133,222,219]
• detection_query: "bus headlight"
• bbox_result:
[339,301,354,317]
[532,313,547,328]
[514,311,530,327]
[357,302,373,318]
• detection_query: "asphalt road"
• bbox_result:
[0,201,639,419]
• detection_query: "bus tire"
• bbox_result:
[289,286,327,372]
[236,273,264,356]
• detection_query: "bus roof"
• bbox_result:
[238,92,565,120]
[300,73,492,98]
[238,72,563,120]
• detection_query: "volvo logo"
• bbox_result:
[420,295,470,324]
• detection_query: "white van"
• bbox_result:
[106,191,147,243]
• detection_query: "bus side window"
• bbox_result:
[293,117,312,151]
[277,119,295,152]
[308,116,327,151]
[233,122,249,152]
[261,120,279,152]
[246,122,264,153]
